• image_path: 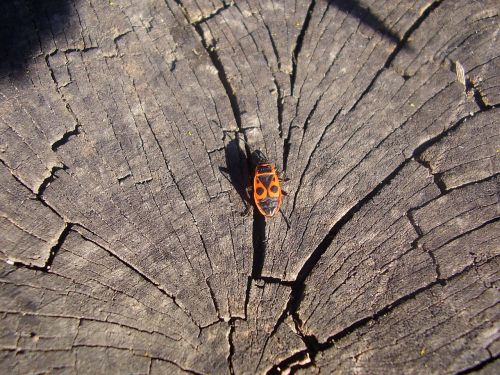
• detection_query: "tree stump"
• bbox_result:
[0,0,498,373]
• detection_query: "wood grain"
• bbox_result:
[0,0,498,373]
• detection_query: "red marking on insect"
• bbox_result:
[250,150,286,218]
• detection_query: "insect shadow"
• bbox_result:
[219,136,251,211]
[220,136,267,277]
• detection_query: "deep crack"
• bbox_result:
[9,223,72,272]
[192,23,242,130]
[227,319,236,375]
[51,124,81,151]
[251,210,266,279]
[37,165,68,197]
[290,0,316,97]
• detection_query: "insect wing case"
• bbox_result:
[253,164,282,217]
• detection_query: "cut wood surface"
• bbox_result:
[0,0,498,374]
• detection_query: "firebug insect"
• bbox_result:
[247,150,287,218]
[218,136,289,222]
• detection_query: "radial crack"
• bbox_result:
[291,0,316,97]
[73,227,204,329]
[191,24,242,130]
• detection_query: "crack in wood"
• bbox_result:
[427,249,443,281]
[454,351,499,374]
[261,105,493,370]
[406,208,445,282]
[291,0,316,97]
[44,51,82,132]
[278,258,496,372]
[266,349,310,375]
[206,277,221,320]
[255,307,289,373]
[7,223,72,272]
[470,80,494,111]
[191,23,242,131]
[251,276,293,286]
[227,319,235,375]
[146,357,203,375]
[415,157,448,194]
[188,1,234,26]
[412,110,484,191]
[251,211,266,279]
[36,164,67,197]
[51,125,81,151]
[72,228,206,330]
[386,0,444,70]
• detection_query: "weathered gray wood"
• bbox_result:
[421,108,499,189]
[232,281,305,374]
[262,0,480,281]
[413,176,499,278]
[0,163,66,266]
[299,259,499,375]
[0,0,498,373]
[296,161,441,342]
[391,0,500,107]
[2,0,254,326]
[0,229,229,374]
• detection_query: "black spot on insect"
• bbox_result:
[258,174,273,187]
[270,185,278,193]
[256,187,265,195]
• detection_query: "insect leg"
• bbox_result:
[278,170,290,182]
[241,204,252,217]
[240,186,254,216]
